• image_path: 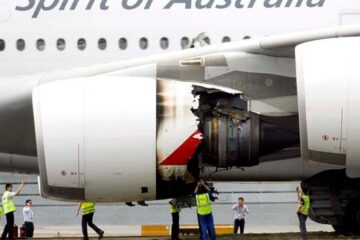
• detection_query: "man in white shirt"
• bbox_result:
[231,197,249,234]
[23,199,34,239]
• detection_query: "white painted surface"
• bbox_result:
[34,79,85,188]
[33,76,157,201]
[296,37,360,177]
[341,11,360,25]
[296,38,349,154]
[345,52,360,178]
[84,77,156,202]
[0,0,359,76]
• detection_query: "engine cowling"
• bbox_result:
[33,77,158,202]
[296,37,360,178]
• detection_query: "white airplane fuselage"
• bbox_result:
[0,0,359,76]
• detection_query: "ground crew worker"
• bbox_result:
[297,186,311,240]
[0,204,3,221]
[196,179,218,239]
[76,201,104,240]
[232,197,249,234]
[1,181,25,240]
[23,199,34,239]
[169,199,180,240]
[195,179,216,240]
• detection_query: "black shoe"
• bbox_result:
[98,230,104,239]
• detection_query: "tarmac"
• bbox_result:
[30,224,334,238]
[21,226,360,240]
[20,232,360,240]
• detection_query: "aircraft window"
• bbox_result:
[77,38,86,50]
[57,39,66,51]
[203,37,210,45]
[180,37,189,49]
[16,39,25,51]
[119,38,127,50]
[222,36,231,43]
[160,37,169,50]
[139,37,148,50]
[36,39,45,51]
[243,35,251,39]
[0,39,4,51]
[98,38,107,50]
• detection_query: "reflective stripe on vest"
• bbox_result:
[300,195,310,216]
[2,191,16,214]
[81,202,95,215]
[196,193,212,216]
[170,204,180,214]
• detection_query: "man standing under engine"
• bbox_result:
[195,179,216,240]
[169,199,181,240]
[297,186,311,240]
[77,202,104,240]
[23,199,34,239]
[232,197,249,234]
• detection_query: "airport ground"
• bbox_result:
[23,225,360,239]
[22,232,360,240]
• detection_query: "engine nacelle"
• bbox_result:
[33,75,300,202]
[33,76,239,202]
[33,77,158,202]
[296,37,360,178]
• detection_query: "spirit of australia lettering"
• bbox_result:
[16,0,326,18]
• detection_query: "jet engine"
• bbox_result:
[33,76,299,202]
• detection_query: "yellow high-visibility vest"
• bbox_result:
[2,191,16,214]
[299,195,311,216]
[170,204,181,214]
[81,202,95,215]
[196,193,212,216]
[0,205,3,217]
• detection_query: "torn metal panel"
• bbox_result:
[191,86,300,168]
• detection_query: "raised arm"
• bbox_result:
[194,182,200,194]
[15,181,25,196]
[200,180,211,192]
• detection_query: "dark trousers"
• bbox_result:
[197,214,203,239]
[24,222,34,238]
[171,212,180,240]
[198,213,216,240]
[234,218,245,234]
[297,213,308,240]
[1,212,14,240]
[82,212,102,240]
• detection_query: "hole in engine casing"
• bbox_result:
[191,85,300,168]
